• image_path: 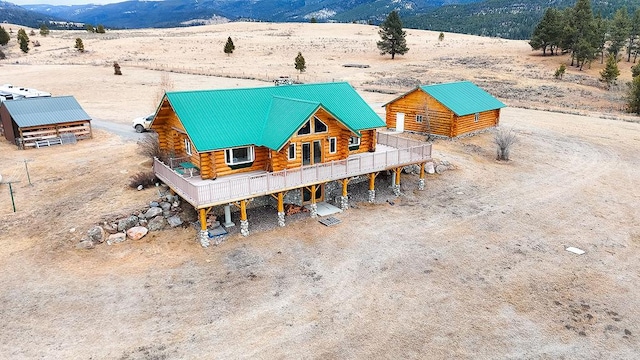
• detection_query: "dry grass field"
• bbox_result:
[1,22,639,359]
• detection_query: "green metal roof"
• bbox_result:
[164,82,384,152]
[419,81,506,116]
[2,96,91,128]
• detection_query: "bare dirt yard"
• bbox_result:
[1,22,639,359]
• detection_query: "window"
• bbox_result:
[297,117,328,136]
[416,114,423,123]
[224,146,254,165]
[329,137,337,154]
[314,117,327,133]
[474,112,480,123]
[288,143,296,160]
[184,138,192,156]
[349,136,360,150]
[297,121,311,135]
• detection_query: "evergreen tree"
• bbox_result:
[17,29,29,53]
[593,14,608,64]
[294,52,306,73]
[568,0,597,69]
[600,54,620,89]
[85,24,95,33]
[530,8,562,55]
[39,24,49,36]
[377,10,409,59]
[96,24,105,34]
[627,9,640,62]
[0,26,9,46]
[608,8,630,59]
[309,17,317,23]
[627,75,640,114]
[554,63,567,79]
[75,38,85,52]
[224,37,235,55]
[438,32,444,41]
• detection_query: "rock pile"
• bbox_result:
[76,193,197,249]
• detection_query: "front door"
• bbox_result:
[396,112,405,132]
[302,140,323,165]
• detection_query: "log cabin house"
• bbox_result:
[150,82,433,243]
[0,96,92,148]
[384,81,506,138]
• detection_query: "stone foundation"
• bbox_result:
[368,189,376,203]
[240,219,249,237]
[392,184,401,196]
[340,196,349,210]
[418,178,425,191]
[277,211,285,227]
[309,203,318,218]
[198,230,210,248]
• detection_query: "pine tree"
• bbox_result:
[224,37,235,55]
[39,24,49,36]
[438,32,444,41]
[85,24,95,33]
[530,8,562,56]
[627,9,640,62]
[0,26,9,46]
[593,14,608,64]
[568,0,597,69]
[75,38,85,52]
[17,29,29,53]
[309,17,317,23]
[600,54,620,89]
[295,52,306,73]
[96,24,105,34]
[608,8,630,59]
[627,75,640,113]
[377,10,409,60]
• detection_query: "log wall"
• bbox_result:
[452,109,500,137]
[385,89,453,137]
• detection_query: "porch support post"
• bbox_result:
[223,204,235,227]
[309,184,318,218]
[240,200,249,236]
[368,172,376,203]
[393,167,402,196]
[198,208,210,247]
[277,192,285,227]
[418,163,426,191]
[340,178,349,210]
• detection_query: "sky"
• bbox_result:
[10,0,127,5]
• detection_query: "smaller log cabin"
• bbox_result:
[0,96,92,148]
[384,81,506,138]
[151,82,384,182]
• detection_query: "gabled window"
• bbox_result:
[349,136,360,150]
[288,143,296,160]
[297,121,311,135]
[416,115,423,123]
[329,137,337,154]
[314,117,327,133]
[297,116,328,136]
[184,138,192,156]
[474,112,480,123]
[225,146,254,165]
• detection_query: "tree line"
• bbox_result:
[530,0,640,68]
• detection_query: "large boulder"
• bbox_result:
[126,226,149,240]
[160,202,172,211]
[145,206,163,219]
[117,215,139,232]
[103,222,118,234]
[167,215,183,228]
[87,226,105,243]
[106,233,127,245]
[147,216,166,231]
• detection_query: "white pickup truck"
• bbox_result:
[132,113,154,133]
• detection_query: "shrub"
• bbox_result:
[554,64,566,79]
[113,61,122,75]
[494,127,517,161]
[137,132,169,163]
[438,32,444,41]
[74,38,84,52]
[632,62,640,78]
[128,172,158,189]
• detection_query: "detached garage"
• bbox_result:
[0,96,92,149]
[384,81,506,138]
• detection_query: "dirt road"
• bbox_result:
[1,107,638,359]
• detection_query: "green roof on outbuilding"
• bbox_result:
[163,82,384,152]
[2,96,91,128]
[419,81,506,116]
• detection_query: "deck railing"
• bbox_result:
[154,133,432,208]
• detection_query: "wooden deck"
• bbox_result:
[154,133,432,209]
